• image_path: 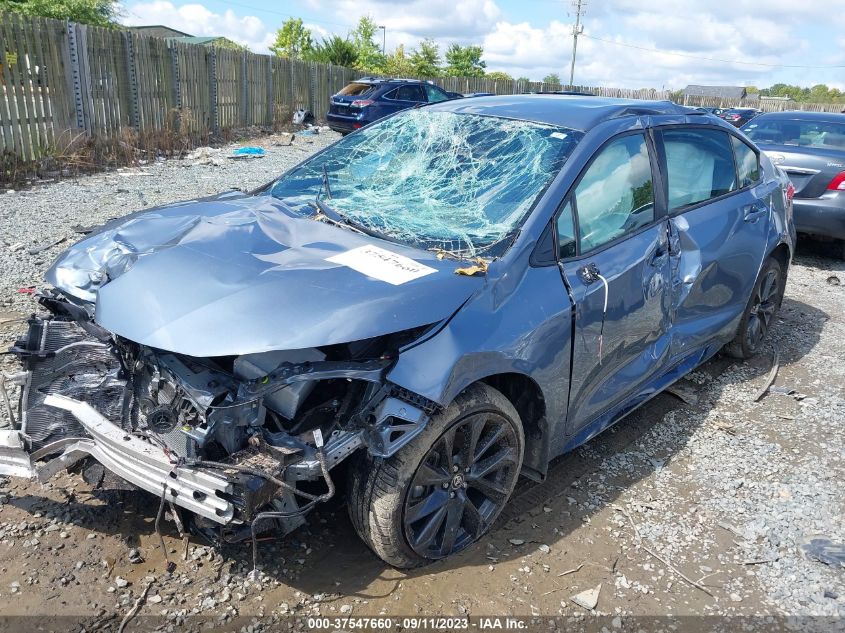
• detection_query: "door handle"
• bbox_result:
[578,262,601,285]
[744,203,768,222]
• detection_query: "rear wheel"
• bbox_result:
[348,383,524,568]
[725,257,785,359]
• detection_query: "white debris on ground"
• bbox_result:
[0,129,842,625]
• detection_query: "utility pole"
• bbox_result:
[378,25,386,56]
[569,0,586,88]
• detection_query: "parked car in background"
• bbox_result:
[695,106,727,116]
[0,96,794,569]
[326,77,459,133]
[529,90,596,96]
[720,108,761,127]
[743,111,845,258]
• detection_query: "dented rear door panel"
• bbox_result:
[665,171,776,360]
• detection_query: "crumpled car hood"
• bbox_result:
[46,194,482,357]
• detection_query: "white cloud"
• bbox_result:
[121,0,845,90]
[122,1,275,52]
[311,0,501,40]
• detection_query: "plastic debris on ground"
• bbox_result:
[185,146,223,166]
[292,109,314,125]
[801,536,845,568]
[229,147,266,159]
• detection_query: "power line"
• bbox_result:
[581,34,845,69]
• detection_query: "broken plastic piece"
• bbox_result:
[802,536,845,568]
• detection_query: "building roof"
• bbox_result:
[683,85,747,99]
[427,94,696,131]
[170,36,225,45]
[127,25,193,38]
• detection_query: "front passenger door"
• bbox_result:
[559,133,672,439]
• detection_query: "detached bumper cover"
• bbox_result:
[0,394,236,524]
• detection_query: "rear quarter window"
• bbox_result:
[731,136,760,187]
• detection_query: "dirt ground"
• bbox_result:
[0,141,842,632]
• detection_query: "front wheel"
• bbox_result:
[348,383,524,568]
[725,257,785,359]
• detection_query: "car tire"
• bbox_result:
[725,257,785,360]
[348,383,524,568]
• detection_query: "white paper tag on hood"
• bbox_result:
[327,245,437,285]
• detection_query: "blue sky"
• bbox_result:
[121,0,845,90]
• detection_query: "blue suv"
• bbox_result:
[326,77,459,134]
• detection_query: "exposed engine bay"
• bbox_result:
[0,291,437,547]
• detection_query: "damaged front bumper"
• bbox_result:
[0,296,436,537]
[0,394,236,523]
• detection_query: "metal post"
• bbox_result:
[66,20,85,131]
[207,48,219,135]
[123,31,140,132]
[241,51,249,126]
[169,42,182,133]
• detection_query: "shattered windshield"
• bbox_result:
[269,110,582,256]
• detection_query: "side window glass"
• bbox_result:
[383,88,398,100]
[731,136,760,187]
[662,128,737,210]
[574,134,654,253]
[424,84,449,103]
[396,85,424,101]
[556,201,577,259]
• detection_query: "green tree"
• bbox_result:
[486,71,513,81]
[809,84,832,102]
[381,44,414,76]
[351,16,384,71]
[543,73,561,85]
[444,44,485,77]
[212,38,249,52]
[0,0,118,26]
[410,39,441,76]
[309,35,358,67]
[270,17,312,59]
[516,76,531,83]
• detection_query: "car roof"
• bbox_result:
[424,94,696,131]
[352,77,430,85]
[750,110,845,122]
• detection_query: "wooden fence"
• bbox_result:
[682,94,844,113]
[1,12,844,167]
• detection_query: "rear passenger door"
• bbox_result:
[558,132,673,437]
[655,127,773,358]
[383,84,426,115]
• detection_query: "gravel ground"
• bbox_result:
[0,134,842,631]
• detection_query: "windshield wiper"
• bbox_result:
[309,199,398,243]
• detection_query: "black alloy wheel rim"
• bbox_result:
[403,411,520,559]
[746,268,780,350]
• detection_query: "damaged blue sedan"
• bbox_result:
[0,96,795,568]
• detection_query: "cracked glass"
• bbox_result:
[270,109,582,256]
